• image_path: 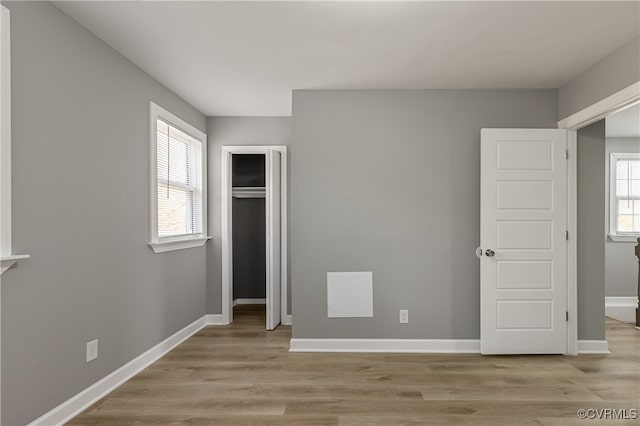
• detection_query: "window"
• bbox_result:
[0,5,29,274]
[149,102,207,253]
[609,152,640,241]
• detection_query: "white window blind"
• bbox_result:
[610,153,640,236]
[156,119,203,238]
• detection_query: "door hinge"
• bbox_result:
[566,149,569,160]
[565,230,569,241]
[566,311,569,322]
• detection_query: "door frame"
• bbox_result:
[221,145,289,326]
[558,81,640,355]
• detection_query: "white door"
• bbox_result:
[480,129,568,354]
[266,150,281,330]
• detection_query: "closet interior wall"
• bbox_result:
[232,154,266,302]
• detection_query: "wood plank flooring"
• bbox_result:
[69,305,639,425]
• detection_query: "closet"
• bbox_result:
[222,146,284,330]
[231,154,267,307]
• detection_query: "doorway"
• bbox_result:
[221,146,288,330]
[602,104,640,326]
[562,88,640,353]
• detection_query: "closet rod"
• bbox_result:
[232,187,266,199]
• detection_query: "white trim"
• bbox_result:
[0,6,7,420]
[280,148,289,325]
[289,338,481,353]
[577,340,610,355]
[290,338,611,354]
[205,314,225,325]
[148,102,208,253]
[221,148,232,324]
[0,254,31,275]
[148,236,209,253]
[0,5,10,258]
[27,314,225,426]
[234,298,266,305]
[605,296,639,323]
[282,314,292,326]
[221,145,289,326]
[608,235,640,243]
[558,81,640,130]
[0,6,27,280]
[566,130,578,355]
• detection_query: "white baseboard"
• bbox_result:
[206,314,226,325]
[578,340,610,354]
[290,338,612,355]
[27,314,225,426]
[281,314,292,326]
[605,296,638,323]
[233,298,266,306]
[289,338,481,353]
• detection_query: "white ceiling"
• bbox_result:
[54,1,640,116]
[607,103,640,138]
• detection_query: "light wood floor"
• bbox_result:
[69,305,639,425]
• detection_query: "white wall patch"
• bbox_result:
[327,272,373,318]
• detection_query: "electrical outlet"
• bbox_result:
[86,339,98,363]
[399,310,409,324]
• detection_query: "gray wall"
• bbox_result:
[559,37,640,120]
[605,138,640,297]
[291,89,559,339]
[577,120,606,340]
[232,198,266,299]
[2,2,207,425]
[206,117,292,314]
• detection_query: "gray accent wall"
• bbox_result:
[290,89,559,340]
[577,120,606,340]
[2,2,207,425]
[206,117,292,314]
[605,138,640,297]
[559,36,640,120]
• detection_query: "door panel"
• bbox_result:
[496,300,553,329]
[481,129,567,354]
[497,181,553,210]
[496,260,552,289]
[496,221,553,249]
[266,150,281,331]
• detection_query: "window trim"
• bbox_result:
[609,152,640,242]
[1,6,30,275]
[148,102,208,253]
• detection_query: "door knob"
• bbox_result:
[485,249,495,257]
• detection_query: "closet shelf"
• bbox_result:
[232,187,266,199]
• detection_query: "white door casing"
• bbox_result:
[480,129,568,354]
[221,145,288,327]
[266,150,281,330]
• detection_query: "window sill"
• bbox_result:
[148,237,210,253]
[608,234,640,243]
[1,254,31,275]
